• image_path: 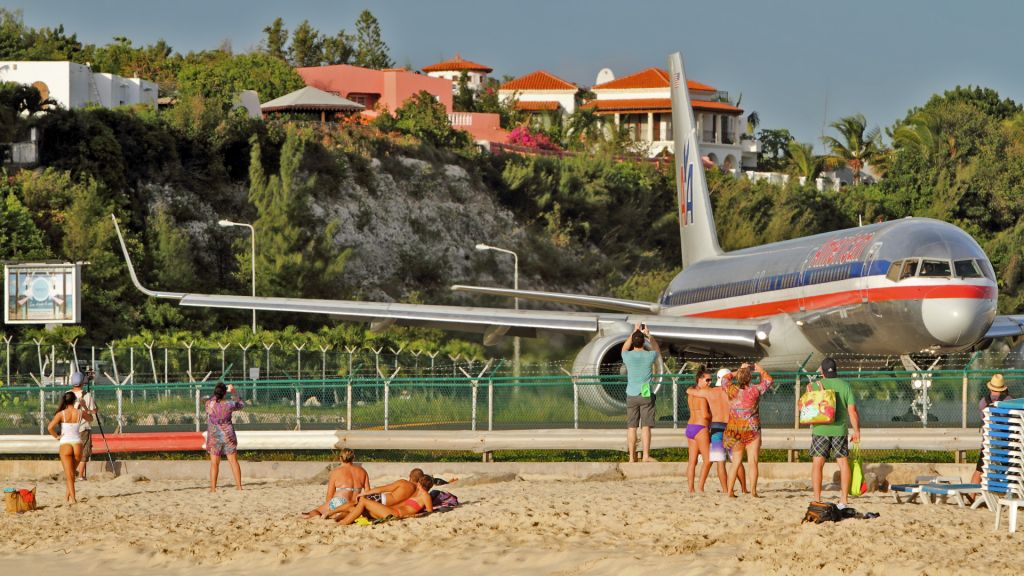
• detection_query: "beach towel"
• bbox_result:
[799,382,836,425]
[850,443,867,497]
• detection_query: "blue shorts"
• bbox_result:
[710,422,727,462]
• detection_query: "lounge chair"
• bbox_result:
[920,483,984,507]
[890,476,959,504]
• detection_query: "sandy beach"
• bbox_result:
[1,467,1021,576]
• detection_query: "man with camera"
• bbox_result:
[68,370,96,480]
[620,322,661,463]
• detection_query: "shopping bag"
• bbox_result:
[3,487,36,513]
[849,443,867,497]
[798,381,836,425]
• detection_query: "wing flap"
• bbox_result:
[452,284,660,313]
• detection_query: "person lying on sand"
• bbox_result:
[302,448,369,519]
[336,475,435,525]
[323,469,421,520]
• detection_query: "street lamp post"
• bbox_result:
[475,243,519,379]
[219,219,256,332]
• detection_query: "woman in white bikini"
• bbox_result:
[48,391,91,504]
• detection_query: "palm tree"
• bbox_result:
[822,114,884,185]
[785,141,822,182]
[565,108,604,150]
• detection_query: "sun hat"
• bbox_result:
[987,374,1007,393]
[715,368,731,387]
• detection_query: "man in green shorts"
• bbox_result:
[620,323,661,463]
[810,357,861,507]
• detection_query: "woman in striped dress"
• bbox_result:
[207,382,244,492]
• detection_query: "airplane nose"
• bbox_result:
[921,297,996,346]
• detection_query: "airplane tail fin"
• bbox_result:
[669,52,723,268]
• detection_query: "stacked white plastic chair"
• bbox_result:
[982,397,1024,533]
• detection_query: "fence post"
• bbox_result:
[459,361,492,432]
[345,346,356,431]
[791,354,813,463]
[488,376,494,432]
[378,366,400,431]
[129,347,135,403]
[194,385,200,433]
[561,368,578,429]
[144,342,156,401]
[959,351,981,463]
[262,341,275,404]
[38,381,44,435]
[672,375,679,430]
[3,334,11,387]
[294,343,305,431]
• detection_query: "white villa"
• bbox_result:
[498,70,578,116]
[584,67,759,169]
[0,61,158,110]
[422,54,493,92]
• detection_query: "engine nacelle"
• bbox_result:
[573,333,666,415]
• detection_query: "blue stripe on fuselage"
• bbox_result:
[660,259,892,308]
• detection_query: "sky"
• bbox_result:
[11,0,1024,150]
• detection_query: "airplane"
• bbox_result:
[112,52,1024,415]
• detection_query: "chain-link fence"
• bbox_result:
[2,340,1023,436]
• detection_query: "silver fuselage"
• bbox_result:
[659,217,997,358]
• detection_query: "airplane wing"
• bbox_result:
[451,284,661,313]
[984,316,1024,339]
[112,216,763,351]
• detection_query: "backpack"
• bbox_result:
[802,501,840,524]
[430,490,459,509]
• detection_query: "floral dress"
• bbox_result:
[206,390,244,457]
[723,370,774,451]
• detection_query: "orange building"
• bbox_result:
[296,64,454,114]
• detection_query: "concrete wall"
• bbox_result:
[0,459,977,487]
[499,89,576,114]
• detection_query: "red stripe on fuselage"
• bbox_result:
[686,284,995,319]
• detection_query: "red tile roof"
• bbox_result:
[500,70,576,92]
[514,100,562,111]
[422,54,493,73]
[592,68,716,92]
[582,98,742,115]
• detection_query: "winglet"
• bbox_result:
[669,52,723,268]
[110,214,185,300]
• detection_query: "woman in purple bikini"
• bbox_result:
[685,369,713,493]
[206,382,244,492]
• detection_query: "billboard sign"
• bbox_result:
[4,263,81,324]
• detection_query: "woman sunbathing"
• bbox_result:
[336,475,434,525]
[323,471,420,520]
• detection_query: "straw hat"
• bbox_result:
[987,374,1007,393]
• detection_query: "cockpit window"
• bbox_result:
[899,259,919,280]
[954,259,982,278]
[919,259,951,278]
[980,259,996,281]
[886,260,903,282]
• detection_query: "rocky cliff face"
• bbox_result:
[152,153,601,307]
[320,156,523,302]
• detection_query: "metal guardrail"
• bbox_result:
[0,428,983,455]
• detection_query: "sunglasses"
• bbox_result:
[702,377,711,382]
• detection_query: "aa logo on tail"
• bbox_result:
[680,142,694,227]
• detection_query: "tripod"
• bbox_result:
[84,369,118,476]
